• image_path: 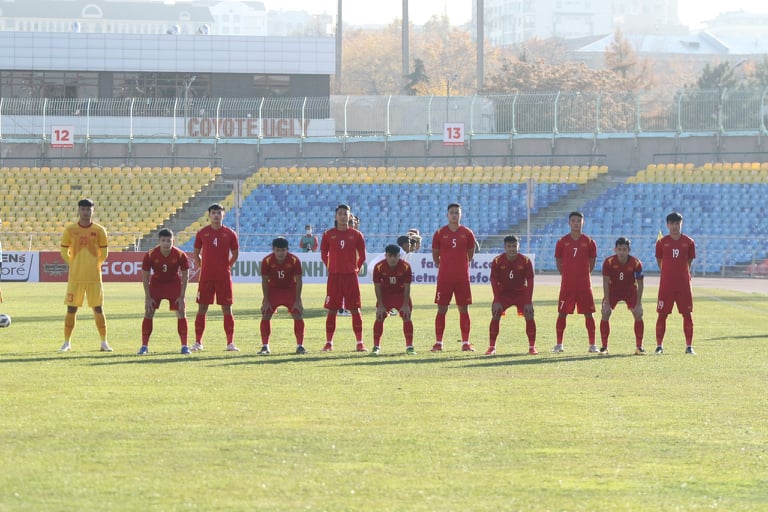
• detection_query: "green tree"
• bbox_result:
[604,28,655,91]
[340,23,402,95]
[693,61,746,91]
[403,58,429,95]
[339,15,508,95]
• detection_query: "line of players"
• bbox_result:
[56,200,696,356]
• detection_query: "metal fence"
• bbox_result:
[1,90,766,140]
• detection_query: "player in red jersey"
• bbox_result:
[431,203,477,353]
[192,203,240,352]
[485,235,537,355]
[655,211,696,355]
[138,228,190,355]
[372,244,415,355]
[259,237,306,355]
[553,211,597,353]
[320,204,367,352]
[600,237,645,356]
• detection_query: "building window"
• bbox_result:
[253,75,290,97]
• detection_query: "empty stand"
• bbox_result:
[0,165,221,251]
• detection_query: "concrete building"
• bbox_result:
[0,0,213,35]
[476,0,680,46]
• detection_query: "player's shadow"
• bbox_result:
[331,351,631,367]
[0,352,114,364]
[461,353,636,368]
[703,334,768,341]
[87,352,249,366]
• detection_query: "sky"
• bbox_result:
[265,0,471,26]
[153,0,768,28]
[261,0,768,28]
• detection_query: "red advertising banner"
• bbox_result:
[39,251,199,283]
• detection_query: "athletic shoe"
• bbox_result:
[588,344,599,353]
[484,347,496,356]
[356,343,368,352]
[388,309,398,316]
[226,343,240,352]
[430,343,443,352]
[551,344,564,353]
[462,343,476,352]
[59,341,71,352]
[322,342,334,352]
[405,346,416,355]
[100,342,113,352]
[655,345,664,355]
[528,347,539,355]
[137,346,149,355]
[685,346,696,355]
[258,345,271,356]
[338,309,351,317]
[635,347,646,355]
[190,342,204,352]
[372,346,381,355]
[296,345,307,355]
[181,346,191,355]
[598,347,609,355]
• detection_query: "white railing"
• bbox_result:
[1,90,767,140]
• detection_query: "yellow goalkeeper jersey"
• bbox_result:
[61,221,109,282]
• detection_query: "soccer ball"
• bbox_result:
[0,314,11,328]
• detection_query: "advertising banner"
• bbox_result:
[231,252,509,285]
[39,252,199,283]
[1,252,39,282]
[35,251,531,285]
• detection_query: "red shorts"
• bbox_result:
[266,288,299,314]
[494,292,529,316]
[377,294,411,312]
[149,282,183,311]
[325,273,361,310]
[656,288,693,314]
[557,287,595,314]
[434,278,472,306]
[196,279,234,306]
[606,292,638,310]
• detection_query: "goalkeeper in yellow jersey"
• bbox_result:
[58,198,111,352]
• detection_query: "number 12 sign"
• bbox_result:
[51,125,75,148]
[443,122,465,146]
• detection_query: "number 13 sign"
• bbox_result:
[443,122,465,146]
[51,125,75,148]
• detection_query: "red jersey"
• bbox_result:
[554,233,597,289]
[656,234,695,291]
[373,258,412,296]
[602,255,643,297]
[194,225,239,280]
[142,246,189,285]
[490,253,534,302]
[320,227,366,275]
[432,225,476,280]
[261,252,302,291]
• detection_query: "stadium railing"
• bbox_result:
[1,90,767,140]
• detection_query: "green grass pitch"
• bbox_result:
[0,281,766,511]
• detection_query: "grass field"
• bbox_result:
[0,280,766,511]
